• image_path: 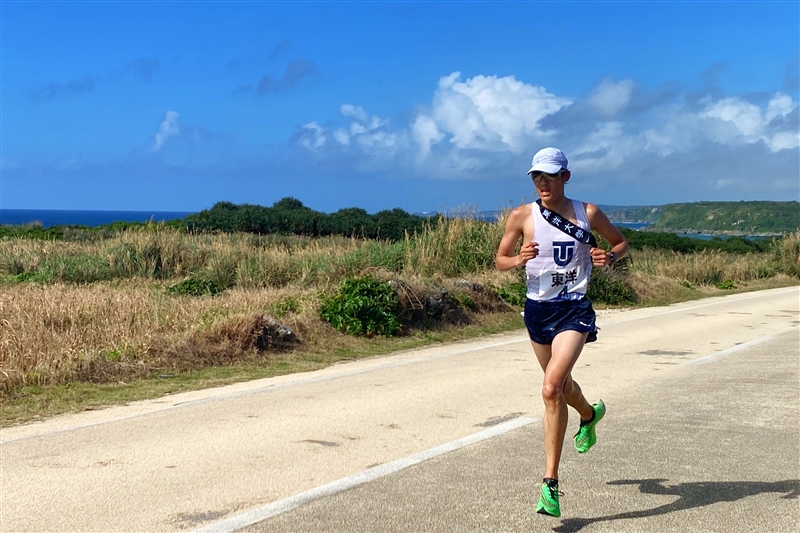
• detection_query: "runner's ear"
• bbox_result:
[562,171,571,184]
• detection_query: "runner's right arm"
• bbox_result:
[495,207,538,272]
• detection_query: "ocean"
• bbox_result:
[614,222,651,230]
[0,209,195,228]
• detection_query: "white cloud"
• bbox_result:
[769,131,800,151]
[588,78,635,116]
[333,128,350,145]
[299,122,326,149]
[412,115,443,156]
[700,98,764,138]
[427,72,571,153]
[340,104,369,123]
[699,95,799,152]
[766,92,797,122]
[152,110,180,151]
[571,122,641,172]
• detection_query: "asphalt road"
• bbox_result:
[1,286,798,532]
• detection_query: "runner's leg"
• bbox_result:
[531,342,593,419]
[535,330,589,479]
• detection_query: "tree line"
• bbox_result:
[182,198,434,242]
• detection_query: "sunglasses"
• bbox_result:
[530,171,564,183]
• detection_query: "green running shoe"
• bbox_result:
[574,399,606,453]
[535,481,561,517]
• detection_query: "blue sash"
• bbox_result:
[536,200,598,248]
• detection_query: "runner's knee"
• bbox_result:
[542,380,565,402]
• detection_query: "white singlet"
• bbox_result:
[525,199,593,301]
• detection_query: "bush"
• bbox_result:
[320,276,401,337]
[166,277,223,297]
[39,254,115,283]
[494,282,527,307]
[587,268,637,305]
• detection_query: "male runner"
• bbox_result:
[495,147,628,517]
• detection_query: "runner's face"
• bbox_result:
[532,170,569,201]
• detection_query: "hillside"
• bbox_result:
[605,201,800,234]
[602,205,664,223]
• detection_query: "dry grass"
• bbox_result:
[629,248,776,285]
[0,281,321,391]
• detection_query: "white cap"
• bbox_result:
[527,147,569,175]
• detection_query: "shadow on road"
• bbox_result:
[553,478,800,533]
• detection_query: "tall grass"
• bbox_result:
[630,248,776,285]
[3,221,798,288]
[0,217,506,288]
[773,232,800,277]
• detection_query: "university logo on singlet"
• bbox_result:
[553,241,576,267]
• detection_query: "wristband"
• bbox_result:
[609,251,617,263]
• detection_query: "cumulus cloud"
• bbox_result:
[588,78,636,116]
[298,122,326,149]
[699,93,799,152]
[152,111,180,151]
[425,72,571,153]
[412,115,444,156]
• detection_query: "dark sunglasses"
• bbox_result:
[530,171,564,183]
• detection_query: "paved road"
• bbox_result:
[1,286,798,532]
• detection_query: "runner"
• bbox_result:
[495,147,629,518]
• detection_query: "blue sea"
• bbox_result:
[0,209,195,228]
[614,222,651,230]
[612,221,766,240]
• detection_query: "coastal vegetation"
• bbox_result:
[1,200,799,425]
[605,200,800,234]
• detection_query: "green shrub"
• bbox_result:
[107,242,142,278]
[453,292,477,310]
[2,271,44,284]
[716,279,737,290]
[494,282,527,307]
[270,296,302,318]
[587,268,637,305]
[166,277,223,297]
[39,254,114,283]
[320,276,401,337]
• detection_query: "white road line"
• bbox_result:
[190,416,538,533]
[689,336,774,365]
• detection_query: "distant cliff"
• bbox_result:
[606,201,800,234]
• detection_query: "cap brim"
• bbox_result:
[527,162,564,175]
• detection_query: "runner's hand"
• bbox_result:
[590,247,611,267]
[518,242,538,266]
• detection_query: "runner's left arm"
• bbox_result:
[585,203,629,267]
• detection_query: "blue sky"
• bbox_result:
[2,1,798,214]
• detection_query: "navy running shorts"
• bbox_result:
[523,297,598,345]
